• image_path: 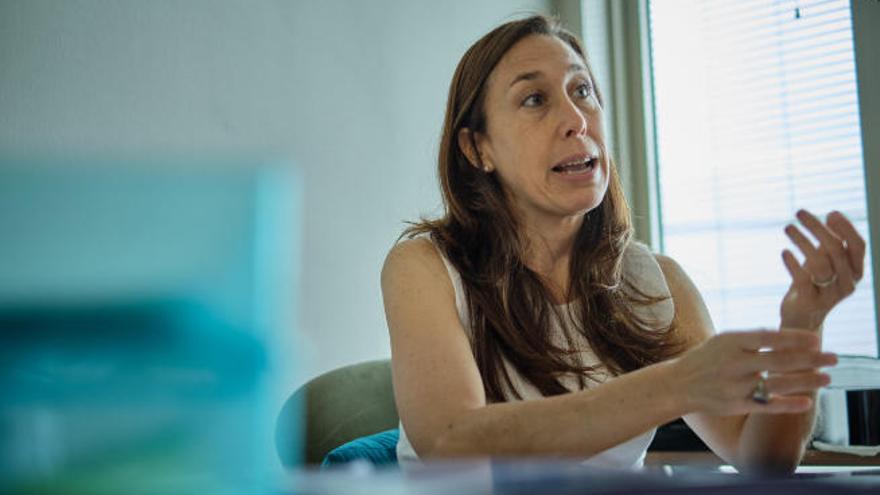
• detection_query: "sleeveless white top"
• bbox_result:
[396,238,675,470]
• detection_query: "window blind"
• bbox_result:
[648,0,876,356]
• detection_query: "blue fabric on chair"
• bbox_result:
[321,428,400,468]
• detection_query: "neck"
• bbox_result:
[519,210,585,302]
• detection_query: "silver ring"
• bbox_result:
[751,374,770,404]
[811,273,838,288]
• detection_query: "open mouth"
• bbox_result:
[551,156,598,175]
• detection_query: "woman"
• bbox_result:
[381,15,864,474]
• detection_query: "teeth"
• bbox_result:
[554,158,596,172]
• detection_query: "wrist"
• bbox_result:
[659,358,693,417]
[780,314,825,333]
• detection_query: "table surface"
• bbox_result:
[286,457,880,495]
[645,449,880,467]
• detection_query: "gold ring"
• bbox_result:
[810,273,838,288]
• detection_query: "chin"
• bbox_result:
[572,190,607,215]
[554,199,602,219]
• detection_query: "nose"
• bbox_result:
[559,95,588,139]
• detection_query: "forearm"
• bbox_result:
[735,394,818,474]
[427,360,685,458]
[736,323,825,474]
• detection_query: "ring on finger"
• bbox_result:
[751,373,770,404]
[810,273,838,288]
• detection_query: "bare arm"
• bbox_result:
[659,210,865,474]
[382,239,825,460]
[656,254,832,474]
[383,238,689,458]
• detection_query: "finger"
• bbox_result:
[782,249,810,285]
[784,222,820,260]
[786,222,834,282]
[796,209,848,281]
[748,395,814,414]
[810,212,858,289]
[725,329,820,352]
[797,209,839,246]
[764,371,831,396]
[827,210,866,281]
[740,350,837,375]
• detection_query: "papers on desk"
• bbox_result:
[813,441,880,457]
[717,465,880,474]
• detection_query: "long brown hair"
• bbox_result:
[403,15,684,402]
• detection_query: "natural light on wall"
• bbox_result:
[648,0,877,357]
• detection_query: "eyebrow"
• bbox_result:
[508,63,588,88]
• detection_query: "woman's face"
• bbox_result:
[467,34,609,225]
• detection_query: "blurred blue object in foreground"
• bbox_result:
[0,156,301,494]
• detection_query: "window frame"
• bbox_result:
[569,0,880,355]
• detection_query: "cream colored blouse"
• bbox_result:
[396,238,675,470]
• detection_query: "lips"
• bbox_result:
[551,154,599,175]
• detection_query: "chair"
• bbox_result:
[275,359,399,466]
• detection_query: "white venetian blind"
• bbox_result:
[648,0,877,356]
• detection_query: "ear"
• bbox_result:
[457,128,493,173]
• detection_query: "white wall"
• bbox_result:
[0,0,554,387]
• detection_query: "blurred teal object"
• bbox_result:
[320,429,399,468]
[0,156,301,494]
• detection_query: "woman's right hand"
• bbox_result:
[672,329,837,416]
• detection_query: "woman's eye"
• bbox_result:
[522,93,544,107]
[574,83,592,99]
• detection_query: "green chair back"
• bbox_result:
[276,359,399,466]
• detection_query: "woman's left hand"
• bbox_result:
[779,209,866,331]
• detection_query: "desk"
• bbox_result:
[288,459,880,494]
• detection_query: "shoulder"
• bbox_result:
[624,241,662,268]
[622,241,671,297]
[653,252,680,277]
[621,241,688,291]
[650,251,716,345]
[382,237,443,279]
[627,244,699,304]
[617,242,675,327]
[381,236,455,301]
[651,251,694,297]
[383,236,438,272]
